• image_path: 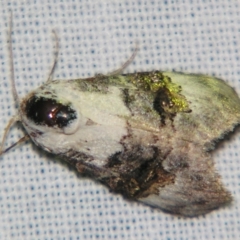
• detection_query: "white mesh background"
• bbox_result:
[0,1,240,239]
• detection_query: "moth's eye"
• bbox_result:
[25,96,77,129]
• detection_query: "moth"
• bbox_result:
[1,16,240,217]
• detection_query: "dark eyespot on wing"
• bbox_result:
[25,96,77,128]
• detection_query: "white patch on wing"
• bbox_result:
[21,81,131,164]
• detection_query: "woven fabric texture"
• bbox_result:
[0,1,240,239]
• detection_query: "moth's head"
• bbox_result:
[17,82,88,153]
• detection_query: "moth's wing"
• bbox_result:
[164,72,240,149]
[60,131,231,217]
[138,146,232,217]
[135,73,236,216]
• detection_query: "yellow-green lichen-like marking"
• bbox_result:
[128,71,191,121]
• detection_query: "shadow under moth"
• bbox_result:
[1,16,240,217]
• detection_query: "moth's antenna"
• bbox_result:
[107,42,139,76]
[0,135,29,156]
[8,10,20,106]
[0,12,28,155]
[47,29,59,82]
[0,115,27,155]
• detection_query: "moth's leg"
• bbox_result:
[107,43,139,76]
[94,43,139,80]
[46,30,59,82]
